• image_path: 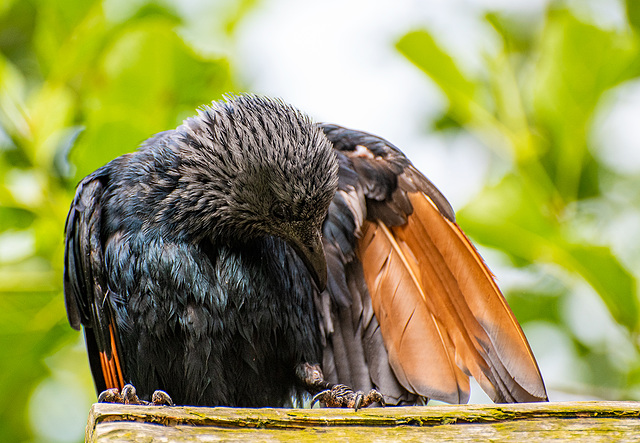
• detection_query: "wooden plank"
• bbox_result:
[87,401,640,442]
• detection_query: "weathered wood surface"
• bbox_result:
[87,401,640,442]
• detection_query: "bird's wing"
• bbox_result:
[319,123,547,404]
[64,169,124,394]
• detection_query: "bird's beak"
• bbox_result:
[288,227,328,291]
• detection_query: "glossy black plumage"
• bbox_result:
[65,96,335,406]
[64,95,547,407]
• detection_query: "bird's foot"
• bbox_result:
[151,389,174,406]
[311,384,384,411]
[98,384,174,406]
[296,362,385,410]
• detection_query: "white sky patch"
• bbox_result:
[593,79,640,175]
[5,169,45,207]
[0,229,35,264]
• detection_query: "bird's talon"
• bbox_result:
[311,389,330,408]
[122,384,147,405]
[311,385,383,410]
[353,392,364,411]
[98,388,122,403]
[97,384,172,406]
[152,390,174,406]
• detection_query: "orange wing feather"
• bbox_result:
[99,323,125,391]
[360,220,470,403]
[358,191,547,403]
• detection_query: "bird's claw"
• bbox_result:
[311,384,385,410]
[98,384,173,406]
[97,387,122,403]
[151,389,175,406]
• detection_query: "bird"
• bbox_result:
[64,94,547,409]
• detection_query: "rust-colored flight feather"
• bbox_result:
[359,189,547,403]
[99,323,125,391]
[320,123,547,405]
[359,220,470,403]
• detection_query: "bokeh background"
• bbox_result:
[2,0,640,441]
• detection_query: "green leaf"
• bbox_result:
[0,0,37,75]
[70,18,233,179]
[485,12,536,55]
[626,0,640,33]
[0,207,35,231]
[533,8,640,202]
[458,174,639,332]
[396,30,479,124]
[0,53,30,146]
[561,244,638,332]
[457,173,556,264]
[32,0,103,78]
[506,287,564,325]
[27,84,76,168]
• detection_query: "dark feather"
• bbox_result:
[65,96,333,406]
[64,169,125,393]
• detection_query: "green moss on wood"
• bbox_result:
[87,401,640,442]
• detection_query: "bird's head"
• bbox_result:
[176,95,338,289]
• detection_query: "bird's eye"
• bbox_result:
[271,203,290,220]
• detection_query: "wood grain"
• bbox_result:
[87,401,640,442]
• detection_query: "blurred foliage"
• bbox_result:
[2,0,640,441]
[398,4,640,399]
[0,0,238,441]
